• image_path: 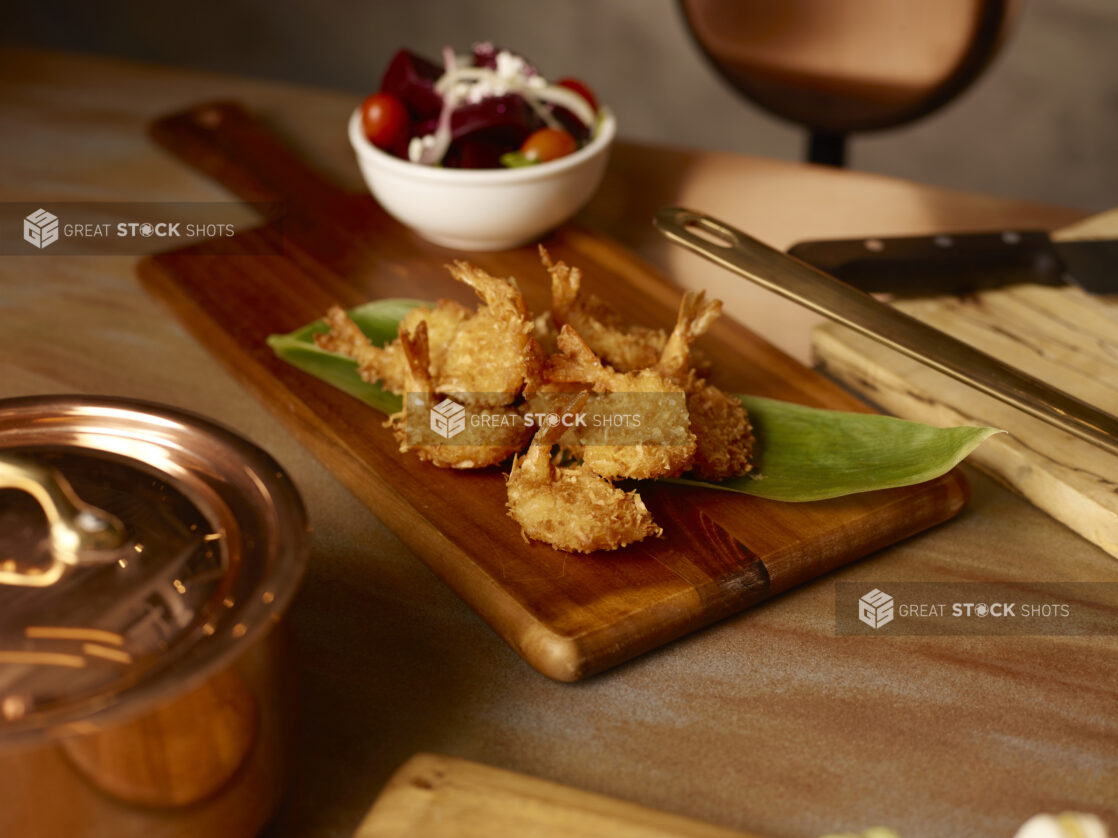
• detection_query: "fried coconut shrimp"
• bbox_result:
[683,385,754,481]
[656,292,755,482]
[542,326,696,480]
[314,301,471,394]
[542,246,668,373]
[392,321,530,469]
[506,394,662,553]
[438,261,542,406]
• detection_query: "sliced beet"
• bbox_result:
[449,94,538,142]
[552,106,591,144]
[406,98,536,168]
[445,125,533,169]
[455,143,503,169]
[380,49,443,120]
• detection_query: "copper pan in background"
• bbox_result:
[0,396,309,838]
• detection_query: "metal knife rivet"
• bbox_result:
[934,235,954,248]
[864,238,884,252]
[1002,231,1021,245]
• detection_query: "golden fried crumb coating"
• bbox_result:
[315,305,408,392]
[542,246,668,372]
[685,378,754,481]
[315,301,471,394]
[394,321,530,469]
[506,394,662,553]
[317,253,754,552]
[437,261,543,406]
[541,327,696,480]
[652,292,755,481]
[401,300,472,380]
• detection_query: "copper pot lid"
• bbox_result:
[0,396,308,744]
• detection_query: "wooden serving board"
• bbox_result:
[355,754,767,838]
[137,102,968,681]
[813,209,1118,559]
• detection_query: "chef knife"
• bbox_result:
[654,207,1118,456]
[786,229,1118,296]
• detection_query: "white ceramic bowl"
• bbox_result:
[348,107,616,251]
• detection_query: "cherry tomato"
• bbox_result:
[520,128,578,163]
[557,77,599,113]
[361,92,410,150]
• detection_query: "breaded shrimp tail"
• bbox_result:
[315,305,408,392]
[546,325,612,390]
[657,291,722,382]
[438,261,543,405]
[540,245,668,373]
[398,318,432,391]
[540,245,580,323]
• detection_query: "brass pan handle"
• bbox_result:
[0,453,128,587]
[655,207,1118,456]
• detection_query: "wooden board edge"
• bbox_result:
[812,322,1118,559]
[548,468,969,681]
[766,468,971,597]
[137,254,977,682]
[354,753,767,838]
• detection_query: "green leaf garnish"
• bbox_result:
[670,396,1001,501]
[268,300,1000,501]
[500,150,539,168]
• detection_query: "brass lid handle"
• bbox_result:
[0,453,128,587]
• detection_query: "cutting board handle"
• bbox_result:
[149,101,347,218]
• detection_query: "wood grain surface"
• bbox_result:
[6,49,1116,838]
[813,210,1118,557]
[138,102,967,682]
[355,753,766,838]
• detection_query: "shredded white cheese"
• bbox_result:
[410,47,597,165]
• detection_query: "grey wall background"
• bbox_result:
[8,0,1117,211]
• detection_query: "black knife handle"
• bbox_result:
[788,231,1066,296]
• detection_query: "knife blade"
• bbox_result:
[786,230,1118,297]
[654,207,1118,457]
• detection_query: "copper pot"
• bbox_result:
[0,396,308,838]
